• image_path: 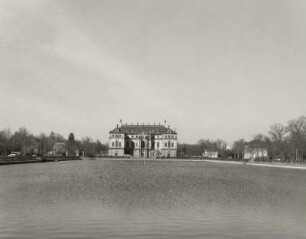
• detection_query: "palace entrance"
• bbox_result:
[140,140,146,158]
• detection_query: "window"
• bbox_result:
[119,142,121,147]
[164,142,167,147]
[112,141,114,147]
[157,142,159,148]
[172,142,174,147]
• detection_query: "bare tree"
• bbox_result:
[37,133,49,155]
[0,128,11,155]
[287,116,306,161]
[269,123,287,142]
[232,139,246,160]
[268,123,287,160]
[81,137,96,157]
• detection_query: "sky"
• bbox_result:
[0,0,305,144]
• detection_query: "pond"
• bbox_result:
[0,159,305,239]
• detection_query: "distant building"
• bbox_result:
[203,149,218,159]
[108,121,178,158]
[244,140,268,161]
[52,142,66,156]
[52,142,79,157]
[66,145,79,157]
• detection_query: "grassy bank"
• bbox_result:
[0,156,81,165]
[93,157,306,170]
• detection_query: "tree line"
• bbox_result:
[1,115,305,161]
[232,116,306,162]
[178,116,306,162]
[0,127,108,157]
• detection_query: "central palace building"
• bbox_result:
[108,121,177,158]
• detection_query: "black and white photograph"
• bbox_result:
[0,0,306,238]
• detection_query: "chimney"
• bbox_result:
[119,119,122,127]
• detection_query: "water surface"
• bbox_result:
[0,159,305,238]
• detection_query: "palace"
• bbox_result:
[108,121,177,158]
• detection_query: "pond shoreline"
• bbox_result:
[194,159,306,170]
[0,156,81,166]
[1,156,305,170]
[93,157,306,170]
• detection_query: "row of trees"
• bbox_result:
[232,116,306,162]
[178,116,306,162]
[178,139,229,158]
[0,127,108,157]
[1,115,305,161]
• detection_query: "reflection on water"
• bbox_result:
[0,160,305,239]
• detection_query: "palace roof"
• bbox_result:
[109,124,177,135]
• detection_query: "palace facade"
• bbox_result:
[108,122,177,158]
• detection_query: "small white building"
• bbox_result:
[243,140,268,161]
[203,150,218,159]
[244,148,268,161]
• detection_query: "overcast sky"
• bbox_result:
[0,0,305,144]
